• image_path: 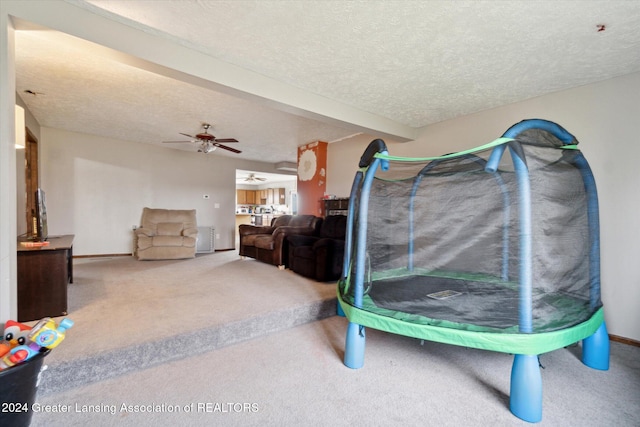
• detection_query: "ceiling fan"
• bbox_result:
[163,123,241,154]
[241,173,267,182]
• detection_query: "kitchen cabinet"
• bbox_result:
[237,190,247,204]
[257,188,286,205]
[237,190,256,204]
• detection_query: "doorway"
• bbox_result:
[25,128,39,237]
[234,169,297,247]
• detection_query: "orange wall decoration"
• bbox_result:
[297,141,327,216]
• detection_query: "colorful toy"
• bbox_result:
[0,320,32,357]
[0,317,73,370]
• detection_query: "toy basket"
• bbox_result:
[0,350,49,427]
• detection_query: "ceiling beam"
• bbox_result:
[6,1,416,142]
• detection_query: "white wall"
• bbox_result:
[15,95,40,236]
[327,72,640,342]
[0,10,17,321]
[40,127,286,254]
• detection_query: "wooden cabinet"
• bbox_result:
[237,190,247,204]
[256,188,286,205]
[17,235,74,322]
[237,190,257,204]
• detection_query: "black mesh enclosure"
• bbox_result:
[340,127,602,336]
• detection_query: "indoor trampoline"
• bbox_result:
[337,119,609,423]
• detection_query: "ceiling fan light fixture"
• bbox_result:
[165,123,240,154]
[243,173,267,182]
[198,141,217,153]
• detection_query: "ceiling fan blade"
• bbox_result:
[215,144,242,154]
[162,140,193,143]
[179,132,196,138]
[214,138,238,143]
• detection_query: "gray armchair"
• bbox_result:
[134,208,198,260]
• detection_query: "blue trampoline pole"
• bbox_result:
[571,152,609,370]
[342,171,363,282]
[509,144,533,334]
[337,171,363,318]
[507,141,541,423]
[344,155,386,369]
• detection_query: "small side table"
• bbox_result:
[17,235,74,322]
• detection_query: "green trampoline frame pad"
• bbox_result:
[337,292,604,355]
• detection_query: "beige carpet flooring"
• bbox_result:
[18,252,640,426]
[49,251,336,363]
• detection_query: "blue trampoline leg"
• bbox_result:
[510,354,542,423]
[344,322,365,369]
[337,301,345,317]
[582,321,610,370]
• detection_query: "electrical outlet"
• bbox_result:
[214,203,220,209]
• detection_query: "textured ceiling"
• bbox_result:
[12,0,640,164]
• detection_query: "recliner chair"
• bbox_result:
[287,215,347,281]
[134,208,198,260]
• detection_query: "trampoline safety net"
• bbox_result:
[339,124,603,350]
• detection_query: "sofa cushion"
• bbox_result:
[157,222,184,236]
[254,235,275,250]
[242,234,267,247]
[153,236,185,247]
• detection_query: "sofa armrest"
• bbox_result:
[183,227,198,238]
[135,227,155,237]
[239,224,275,236]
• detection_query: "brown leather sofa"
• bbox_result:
[239,215,322,269]
[287,215,347,282]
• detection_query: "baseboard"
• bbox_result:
[610,334,640,347]
[74,249,235,259]
[73,253,131,259]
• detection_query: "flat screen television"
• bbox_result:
[33,188,48,241]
